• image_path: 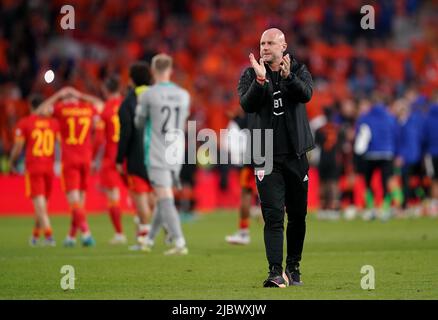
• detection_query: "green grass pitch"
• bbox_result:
[0,211,437,299]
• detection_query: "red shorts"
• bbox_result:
[100,159,120,189]
[61,162,90,192]
[240,166,256,193]
[25,171,54,199]
[127,174,152,193]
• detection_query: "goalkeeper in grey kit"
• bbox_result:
[135,53,190,255]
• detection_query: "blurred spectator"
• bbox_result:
[348,61,376,98]
[338,98,360,218]
[315,106,344,219]
[393,98,425,211]
[354,94,400,220]
[423,93,438,216]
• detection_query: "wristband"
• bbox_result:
[256,77,266,83]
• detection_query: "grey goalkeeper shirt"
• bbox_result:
[134,82,190,170]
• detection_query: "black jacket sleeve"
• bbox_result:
[280,61,313,103]
[237,68,267,113]
[116,96,132,164]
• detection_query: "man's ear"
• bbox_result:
[282,42,287,53]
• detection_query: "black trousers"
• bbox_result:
[364,159,393,196]
[256,154,309,270]
[401,162,423,208]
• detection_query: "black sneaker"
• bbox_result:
[285,265,303,286]
[263,266,289,288]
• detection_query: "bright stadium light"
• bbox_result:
[44,70,55,83]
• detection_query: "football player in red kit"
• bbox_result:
[10,94,60,246]
[37,87,104,247]
[93,77,127,244]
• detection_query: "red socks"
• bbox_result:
[69,205,89,237]
[69,208,79,237]
[32,226,53,240]
[44,227,53,239]
[137,224,150,238]
[32,227,41,239]
[109,205,123,234]
[239,218,250,230]
[77,208,90,234]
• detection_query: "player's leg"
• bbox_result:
[400,164,410,211]
[363,160,377,220]
[178,163,196,221]
[64,189,82,246]
[132,192,152,233]
[141,194,162,249]
[328,158,341,214]
[237,187,252,234]
[26,172,41,246]
[226,166,253,245]
[101,164,125,244]
[106,187,126,244]
[78,190,86,208]
[380,159,395,220]
[77,163,94,246]
[128,175,152,224]
[146,168,187,255]
[62,164,94,247]
[155,186,188,255]
[41,171,55,245]
[127,175,154,250]
[27,172,54,246]
[328,178,341,219]
[32,195,54,246]
[341,172,357,220]
[412,163,426,211]
[30,217,41,246]
[62,165,79,246]
[75,189,95,246]
[146,190,157,230]
[431,179,438,216]
[225,188,252,245]
[318,179,328,219]
[429,157,438,216]
[144,187,175,251]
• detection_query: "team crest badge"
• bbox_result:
[256,170,265,182]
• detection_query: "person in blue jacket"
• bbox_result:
[395,98,425,211]
[354,95,400,220]
[423,100,438,216]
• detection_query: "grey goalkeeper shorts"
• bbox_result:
[147,167,181,189]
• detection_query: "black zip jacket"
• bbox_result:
[237,59,315,165]
[116,88,149,180]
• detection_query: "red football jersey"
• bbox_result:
[53,100,96,165]
[100,96,122,161]
[14,114,60,173]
